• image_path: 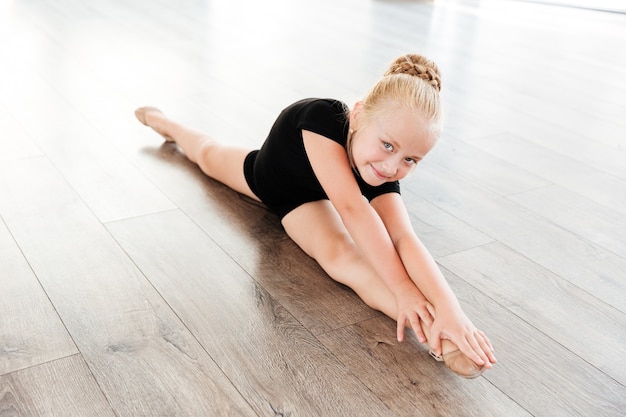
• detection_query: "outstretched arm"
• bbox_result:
[371,192,496,367]
[302,131,432,342]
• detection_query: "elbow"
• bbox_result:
[333,196,371,224]
[393,229,419,252]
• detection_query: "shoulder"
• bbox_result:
[283,98,348,123]
[292,98,349,145]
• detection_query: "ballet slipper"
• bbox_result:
[134,106,163,125]
[429,349,485,379]
[134,107,173,142]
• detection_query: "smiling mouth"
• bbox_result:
[370,165,389,181]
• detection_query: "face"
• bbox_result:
[349,103,437,187]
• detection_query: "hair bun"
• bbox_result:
[385,54,442,92]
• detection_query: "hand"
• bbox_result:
[428,306,496,368]
[395,288,434,344]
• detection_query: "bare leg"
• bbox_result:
[135,107,260,201]
[281,200,483,378]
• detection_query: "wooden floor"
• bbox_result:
[1,0,625,416]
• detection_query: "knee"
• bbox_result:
[315,232,360,272]
[196,139,218,173]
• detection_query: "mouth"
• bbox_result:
[370,164,389,181]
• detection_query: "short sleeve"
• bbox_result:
[358,175,401,201]
[296,99,349,146]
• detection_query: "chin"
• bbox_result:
[365,176,386,187]
[356,165,385,186]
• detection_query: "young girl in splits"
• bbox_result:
[135,54,496,378]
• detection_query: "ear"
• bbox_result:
[349,101,363,127]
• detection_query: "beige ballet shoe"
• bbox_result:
[429,349,485,379]
[134,106,173,142]
[134,106,163,125]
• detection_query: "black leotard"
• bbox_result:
[243,98,400,219]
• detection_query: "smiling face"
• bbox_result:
[349,102,437,186]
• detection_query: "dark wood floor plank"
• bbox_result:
[107,209,395,417]
[318,316,533,417]
[0,219,78,376]
[0,157,258,417]
[439,242,626,385]
[405,164,626,313]
[0,355,116,417]
[125,144,380,336]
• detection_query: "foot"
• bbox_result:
[418,306,485,379]
[430,339,485,379]
[134,106,174,142]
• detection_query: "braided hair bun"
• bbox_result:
[384,54,442,92]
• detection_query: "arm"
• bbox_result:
[302,131,431,341]
[371,192,494,366]
[370,192,459,311]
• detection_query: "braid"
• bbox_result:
[384,54,442,92]
[357,53,444,142]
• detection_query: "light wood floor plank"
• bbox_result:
[0,355,116,417]
[401,189,495,258]
[0,107,42,163]
[470,133,626,216]
[441,267,626,417]
[508,184,626,259]
[440,242,626,385]
[426,137,551,197]
[0,66,177,223]
[0,219,77,376]
[405,164,626,312]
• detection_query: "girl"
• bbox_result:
[135,54,496,379]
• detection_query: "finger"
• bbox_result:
[397,315,406,342]
[409,315,426,344]
[477,331,497,363]
[426,303,436,318]
[456,336,485,366]
[428,325,442,356]
[467,333,490,367]
[419,305,434,327]
[483,331,496,354]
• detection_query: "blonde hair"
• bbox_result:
[358,53,443,138]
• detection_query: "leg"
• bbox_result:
[282,200,483,378]
[135,107,260,201]
[282,200,398,318]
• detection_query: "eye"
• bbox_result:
[383,142,394,151]
[404,157,417,165]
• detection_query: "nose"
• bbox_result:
[381,160,398,177]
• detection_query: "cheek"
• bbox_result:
[352,140,375,164]
[396,165,415,180]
